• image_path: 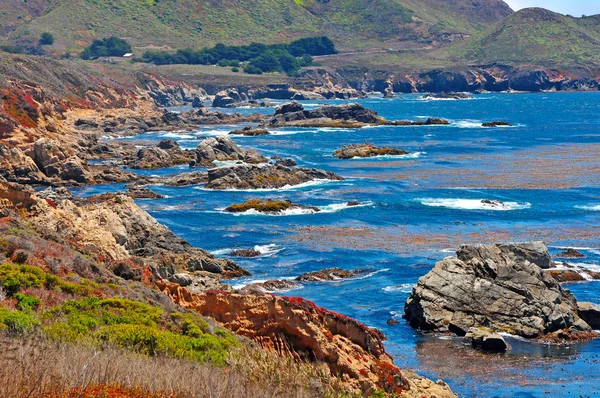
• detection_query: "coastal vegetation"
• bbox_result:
[140,36,336,75]
[81,37,133,60]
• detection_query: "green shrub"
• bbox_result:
[43,298,238,365]
[0,307,39,335]
[14,293,41,312]
[39,32,54,46]
[0,263,93,297]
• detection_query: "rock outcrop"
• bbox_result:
[192,136,267,167]
[157,281,455,397]
[577,302,600,330]
[296,268,368,282]
[422,92,472,100]
[404,242,596,343]
[229,126,270,136]
[224,199,320,215]
[482,121,513,127]
[30,194,248,283]
[206,164,343,190]
[0,145,49,184]
[334,143,408,159]
[266,102,390,128]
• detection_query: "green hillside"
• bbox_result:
[0,0,512,53]
[446,8,600,68]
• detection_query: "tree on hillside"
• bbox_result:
[39,33,54,46]
[81,37,132,60]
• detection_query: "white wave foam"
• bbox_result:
[350,152,425,160]
[351,268,389,281]
[212,160,248,167]
[163,131,195,139]
[231,277,300,292]
[453,120,484,129]
[419,198,531,211]
[198,178,337,192]
[576,204,600,211]
[254,244,284,256]
[382,283,413,293]
[224,201,373,217]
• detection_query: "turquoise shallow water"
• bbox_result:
[78,92,600,397]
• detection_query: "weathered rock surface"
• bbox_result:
[157,281,455,397]
[30,194,248,280]
[334,143,408,159]
[238,280,301,294]
[267,102,390,128]
[0,145,48,184]
[464,327,509,352]
[127,146,173,169]
[126,186,164,199]
[404,242,595,343]
[229,126,270,136]
[228,249,262,257]
[206,164,343,190]
[296,268,368,282]
[577,302,600,329]
[192,136,267,167]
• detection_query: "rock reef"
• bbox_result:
[334,143,408,159]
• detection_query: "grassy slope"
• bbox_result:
[445,8,600,68]
[1,0,512,53]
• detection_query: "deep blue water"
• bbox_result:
[79,93,600,397]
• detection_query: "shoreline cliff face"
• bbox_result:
[158,281,456,398]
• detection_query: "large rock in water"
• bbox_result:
[404,242,595,342]
[267,101,388,127]
[192,136,267,166]
[206,164,343,190]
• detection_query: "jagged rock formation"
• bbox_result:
[157,281,456,397]
[192,136,267,167]
[206,164,343,190]
[404,242,597,343]
[334,143,408,159]
[29,193,248,284]
[229,126,270,136]
[267,102,389,128]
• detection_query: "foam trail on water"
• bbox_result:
[418,198,530,211]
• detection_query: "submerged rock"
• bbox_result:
[334,143,408,159]
[228,249,262,257]
[206,164,343,190]
[404,242,595,343]
[482,121,513,127]
[554,248,586,259]
[295,268,368,282]
[423,92,472,100]
[126,187,164,199]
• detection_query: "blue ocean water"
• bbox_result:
[79,93,600,397]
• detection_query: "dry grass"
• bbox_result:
[0,334,345,398]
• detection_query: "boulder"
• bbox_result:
[206,164,343,190]
[126,187,164,199]
[239,279,301,294]
[464,327,509,352]
[128,147,173,169]
[274,101,305,116]
[554,248,585,259]
[229,126,270,136]
[423,92,472,100]
[228,249,262,257]
[268,102,388,128]
[169,273,194,287]
[404,242,593,342]
[193,136,267,166]
[191,97,203,108]
[270,155,297,167]
[0,145,48,184]
[577,302,600,329]
[157,139,180,150]
[212,90,236,108]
